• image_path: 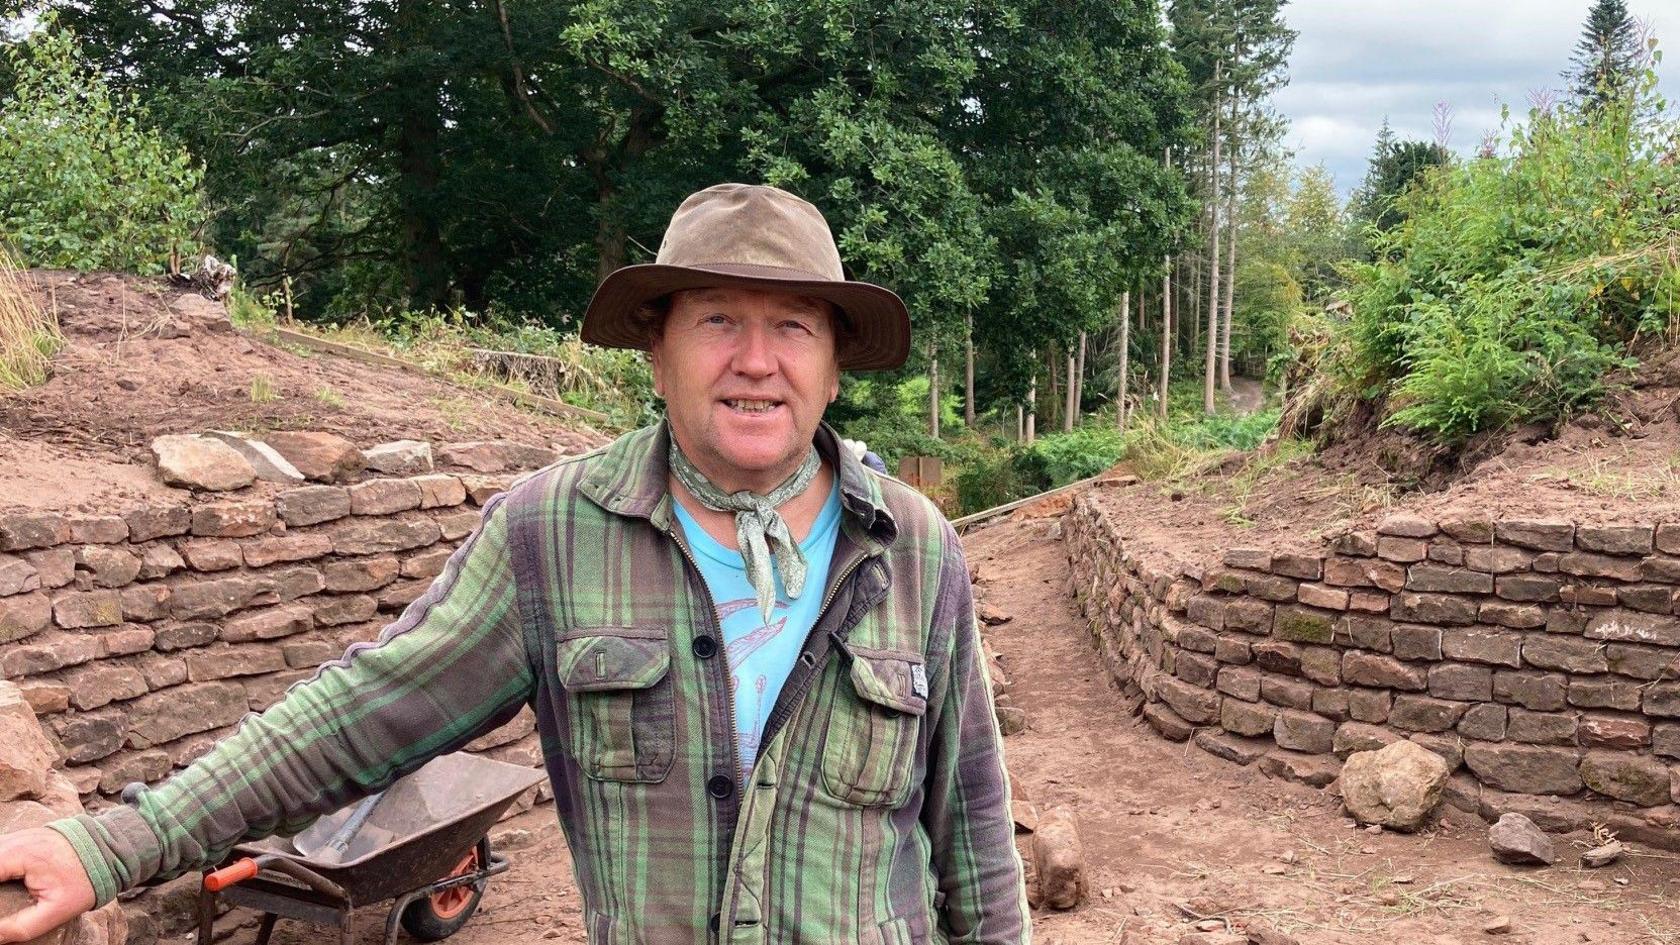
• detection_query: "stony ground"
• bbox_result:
[231,513,1680,945]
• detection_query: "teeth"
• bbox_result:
[728,400,776,412]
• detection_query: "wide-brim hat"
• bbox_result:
[580,183,911,371]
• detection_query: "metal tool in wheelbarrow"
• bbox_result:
[293,790,392,864]
[197,752,545,945]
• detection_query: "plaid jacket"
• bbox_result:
[51,421,1028,944]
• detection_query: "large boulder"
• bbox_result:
[0,681,128,945]
[150,435,254,492]
[1489,812,1555,866]
[1340,739,1450,832]
[0,684,57,803]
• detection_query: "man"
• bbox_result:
[0,183,1027,944]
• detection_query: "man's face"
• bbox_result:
[650,286,841,492]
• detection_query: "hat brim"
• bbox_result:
[580,263,911,371]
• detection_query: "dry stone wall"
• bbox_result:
[0,434,582,942]
[0,455,552,809]
[1065,491,1680,850]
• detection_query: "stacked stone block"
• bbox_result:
[1066,492,1680,850]
[0,461,545,809]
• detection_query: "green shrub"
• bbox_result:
[0,24,204,273]
[1343,82,1677,443]
[1022,425,1127,486]
[953,443,1040,514]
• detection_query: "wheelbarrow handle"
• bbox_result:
[204,857,264,892]
[203,854,349,901]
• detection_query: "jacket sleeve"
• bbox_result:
[920,521,1030,944]
[47,495,536,907]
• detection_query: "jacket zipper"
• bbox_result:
[756,548,871,755]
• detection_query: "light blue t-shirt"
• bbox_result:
[673,480,843,779]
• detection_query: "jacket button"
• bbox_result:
[692,635,718,659]
[707,774,734,799]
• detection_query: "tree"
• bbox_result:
[0,21,203,273]
[1169,0,1293,408]
[1351,131,1450,242]
[1283,164,1351,303]
[961,0,1194,426]
[1567,0,1641,110]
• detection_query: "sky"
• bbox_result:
[1273,0,1680,195]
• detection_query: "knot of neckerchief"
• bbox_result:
[669,441,822,624]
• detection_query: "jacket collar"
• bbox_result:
[578,418,898,550]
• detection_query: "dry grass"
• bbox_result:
[0,246,61,391]
[1527,447,1680,500]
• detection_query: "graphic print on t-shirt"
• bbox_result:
[672,480,843,780]
[718,602,789,766]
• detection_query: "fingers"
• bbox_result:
[0,893,70,944]
[0,829,97,944]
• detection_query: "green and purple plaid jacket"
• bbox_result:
[51,421,1028,944]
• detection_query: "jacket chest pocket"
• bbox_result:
[821,646,929,808]
[555,627,675,783]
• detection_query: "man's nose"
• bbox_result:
[730,323,776,377]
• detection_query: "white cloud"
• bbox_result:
[1271,0,1680,194]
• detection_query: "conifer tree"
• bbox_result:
[1567,0,1641,110]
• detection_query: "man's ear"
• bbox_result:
[649,343,667,399]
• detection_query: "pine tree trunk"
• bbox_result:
[964,313,976,428]
[1117,290,1131,431]
[1075,330,1087,421]
[1015,404,1024,442]
[1203,60,1223,415]
[1159,258,1173,418]
[928,343,940,439]
[1159,147,1173,419]
[1221,87,1239,391]
[1046,347,1060,432]
[1063,347,1077,433]
[1026,374,1037,444]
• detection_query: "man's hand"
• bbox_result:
[0,828,97,944]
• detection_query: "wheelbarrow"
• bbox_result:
[195,752,547,945]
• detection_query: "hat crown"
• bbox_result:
[656,183,845,281]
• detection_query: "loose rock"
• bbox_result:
[996,704,1028,736]
[1029,806,1087,910]
[0,683,58,802]
[363,439,435,475]
[151,434,255,491]
[261,431,366,483]
[1580,840,1623,869]
[1489,812,1555,866]
[203,431,305,483]
[1339,739,1450,832]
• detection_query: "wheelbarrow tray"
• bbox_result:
[229,752,546,904]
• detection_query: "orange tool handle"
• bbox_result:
[203,858,261,892]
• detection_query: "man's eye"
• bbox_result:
[781,321,814,334]
[702,313,729,325]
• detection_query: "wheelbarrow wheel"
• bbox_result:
[400,836,491,941]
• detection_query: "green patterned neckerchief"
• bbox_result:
[668,439,822,623]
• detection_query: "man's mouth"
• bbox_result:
[723,399,782,414]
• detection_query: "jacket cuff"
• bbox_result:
[45,805,159,908]
[45,815,119,907]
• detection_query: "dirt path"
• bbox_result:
[1227,376,1265,415]
[233,513,1680,945]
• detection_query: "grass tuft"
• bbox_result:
[0,245,61,391]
